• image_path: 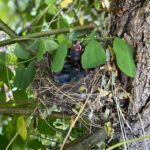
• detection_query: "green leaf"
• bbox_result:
[14,65,26,88]
[44,39,58,53]
[26,61,35,83]
[21,70,28,91]
[81,40,106,69]
[14,44,29,60]
[0,84,6,102]
[94,0,100,11]
[0,135,9,149]
[11,133,26,150]
[83,30,96,46]
[25,40,39,50]
[52,41,68,72]
[28,139,42,150]
[57,35,72,47]
[21,62,35,90]
[5,116,17,140]
[0,65,13,85]
[37,39,45,62]
[45,0,56,5]
[13,90,28,101]
[68,29,77,40]
[57,34,65,44]
[48,5,57,15]
[57,17,69,28]
[0,52,6,64]
[113,38,136,77]
[68,11,74,17]
[37,118,56,136]
[17,116,27,140]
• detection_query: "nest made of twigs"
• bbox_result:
[32,53,129,128]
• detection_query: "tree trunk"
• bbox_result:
[109,0,150,149]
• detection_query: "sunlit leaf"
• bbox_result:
[57,34,65,43]
[48,5,57,15]
[94,0,100,11]
[81,40,106,69]
[45,0,56,5]
[17,116,27,140]
[79,15,84,26]
[60,0,73,8]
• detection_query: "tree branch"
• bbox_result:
[0,19,18,38]
[0,24,96,47]
[0,19,36,55]
[0,107,71,120]
[63,128,107,150]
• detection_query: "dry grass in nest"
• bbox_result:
[32,54,130,130]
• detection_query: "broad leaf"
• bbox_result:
[60,0,73,8]
[57,34,65,43]
[52,41,68,72]
[45,0,56,5]
[81,40,106,69]
[14,44,29,60]
[21,62,35,90]
[48,5,57,15]
[26,61,35,83]
[44,39,58,53]
[14,65,26,88]
[5,116,17,140]
[0,52,6,64]
[25,40,39,50]
[113,37,136,77]
[83,30,96,46]
[0,64,13,85]
[94,0,100,10]
[13,90,28,100]
[17,116,27,140]
[28,139,42,150]
[37,39,45,62]
[79,15,84,26]
[37,118,56,136]
[57,17,69,29]
[0,84,6,102]
[0,135,9,149]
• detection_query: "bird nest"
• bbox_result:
[32,53,129,128]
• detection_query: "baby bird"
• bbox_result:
[70,41,82,61]
[54,73,71,83]
[53,63,72,83]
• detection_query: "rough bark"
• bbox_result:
[109,0,150,149]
